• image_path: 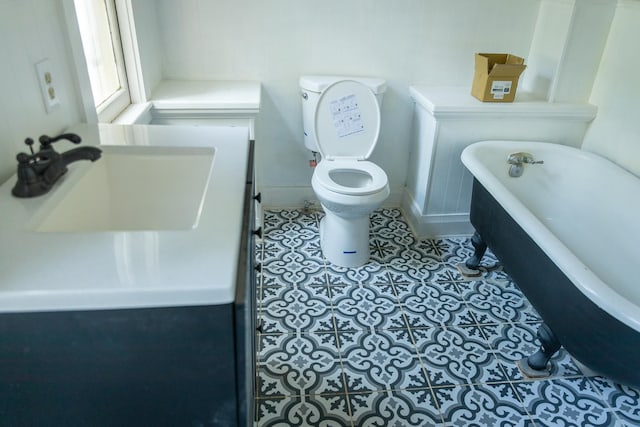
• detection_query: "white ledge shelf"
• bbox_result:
[409,86,597,121]
[151,80,261,111]
[114,80,262,139]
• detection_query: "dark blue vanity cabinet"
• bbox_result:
[0,145,257,427]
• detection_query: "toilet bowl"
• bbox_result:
[303,77,390,267]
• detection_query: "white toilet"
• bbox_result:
[300,75,390,267]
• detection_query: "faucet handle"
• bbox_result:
[24,137,36,154]
[39,133,82,148]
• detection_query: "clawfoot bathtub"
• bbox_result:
[460,140,640,387]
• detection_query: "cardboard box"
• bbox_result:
[471,53,526,102]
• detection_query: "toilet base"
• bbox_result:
[319,211,370,268]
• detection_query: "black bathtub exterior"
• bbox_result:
[469,178,640,387]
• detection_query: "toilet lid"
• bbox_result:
[313,80,381,161]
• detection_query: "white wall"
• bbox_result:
[150,0,540,206]
[131,0,163,100]
[582,0,640,177]
[0,0,84,184]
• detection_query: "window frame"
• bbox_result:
[63,0,143,123]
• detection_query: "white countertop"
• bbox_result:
[409,86,597,120]
[0,124,250,313]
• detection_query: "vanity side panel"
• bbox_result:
[0,305,237,426]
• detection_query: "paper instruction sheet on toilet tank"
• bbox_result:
[330,94,364,138]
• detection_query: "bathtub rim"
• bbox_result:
[461,140,640,333]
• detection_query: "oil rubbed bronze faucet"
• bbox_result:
[11,133,102,198]
[507,151,543,177]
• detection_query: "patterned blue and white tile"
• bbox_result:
[425,237,472,264]
[457,280,541,325]
[411,238,452,263]
[590,376,640,427]
[256,393,352,427]
[259,284,334,334]
[325,260,390,286]
[262,210,290,234]
[348,389,443,427]
[376,226,417,247]
[330,283,406,331]
[413,325,509,387]
[369,208,407,234]
[480,322,582,381]
[369,235,408,264]
[338,328,428,393]
[298,238,324,260]
[386,248,443,283]
[261,239,288,264]
[261,250,327,287]
[257,332,344,398]
[433,382,534,426]
[513,377,618,427]
[263,219,319,250]
[394,281,477,328]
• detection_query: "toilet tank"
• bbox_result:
[300,75,386,152]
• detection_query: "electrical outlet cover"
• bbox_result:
[35,58,60,113]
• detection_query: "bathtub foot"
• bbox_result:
[517,323,562,378]
[457,231,487,277]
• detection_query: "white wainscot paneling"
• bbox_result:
[403,86,597,238]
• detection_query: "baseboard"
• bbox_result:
[400,189,473,238]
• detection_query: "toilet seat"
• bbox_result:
[313,80,381,161]
[314,159,388,196]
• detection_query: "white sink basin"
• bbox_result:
[30,145,215,232]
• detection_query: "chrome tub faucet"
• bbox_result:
[507,151,543,177]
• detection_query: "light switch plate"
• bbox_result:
[35,58,60,113]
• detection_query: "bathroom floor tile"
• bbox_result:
[369,235,407,264]
[457,280,541,325]
[261,239,288,263]
[258,332,344,397]
[411,238,452,263]
[590,376,640,426]
[262,210,290,233]
[386,248,442,283]
[513,377,618,427]
[338,328,427,393]
[261,250,327,287]
[413,325,509,387]
[433,382,533,427]
[298,238,324,259]
[259,284,333,334]
[331,283,405,331]
[255,209,624,427]
[376,227,417,247]
[348,389,443,426]
[256,394,352,427]
[369,208,407,234]
[395,281,476,328]
[325,260,390,285]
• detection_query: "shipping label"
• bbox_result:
[491,81,512,99]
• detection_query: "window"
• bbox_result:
[73,0,130,122]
